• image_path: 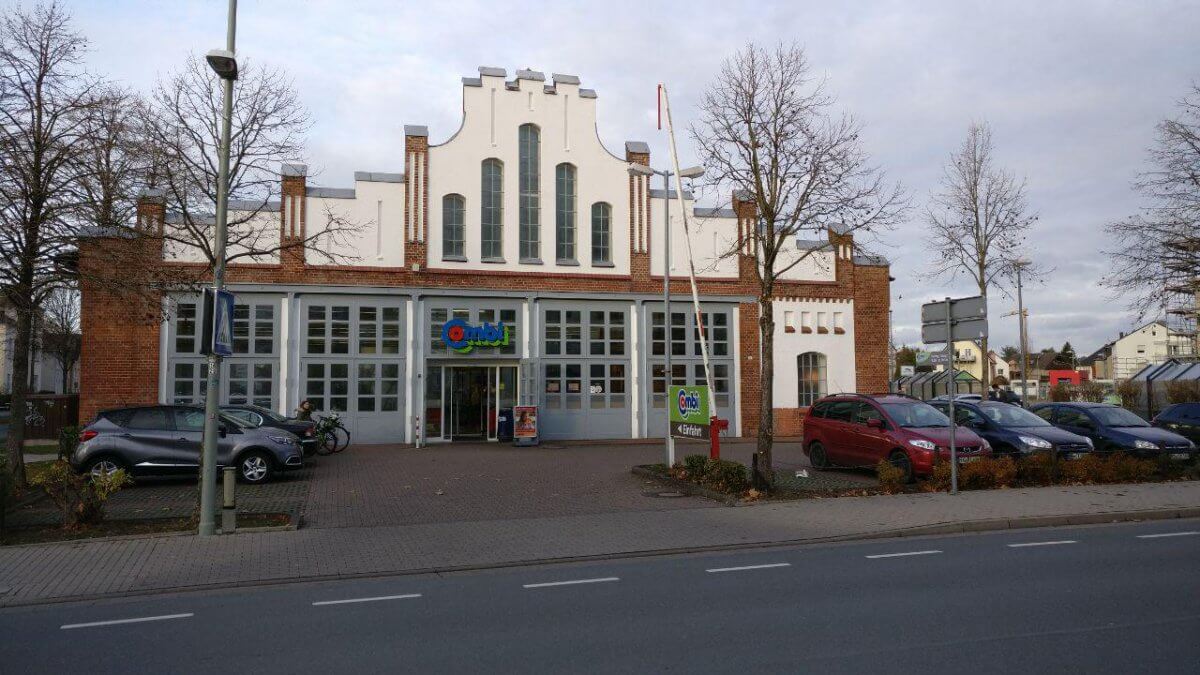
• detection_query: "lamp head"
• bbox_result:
[206,49,238,80]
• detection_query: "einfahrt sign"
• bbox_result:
[669,385,711,440]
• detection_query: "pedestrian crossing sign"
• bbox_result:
[201,288,236,356]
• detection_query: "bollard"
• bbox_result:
[221,466,236,534]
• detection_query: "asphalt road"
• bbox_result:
[1,519,1197,674]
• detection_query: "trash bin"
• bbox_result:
[497,407,514,442]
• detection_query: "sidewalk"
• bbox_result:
[2,481,1198,608]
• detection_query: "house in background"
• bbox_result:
[1101,321,1194,380]
[0,301,80,395]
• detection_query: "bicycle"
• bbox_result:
[314,412,351,454]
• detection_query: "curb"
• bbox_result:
[2,507,1197,609]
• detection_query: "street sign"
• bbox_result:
[899,365,915,377]
[669,385,711,440]
[915,351,949,367]
[921,296,988,344]
[201,288,236,356]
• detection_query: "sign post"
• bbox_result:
[669,385,711,441]
[921,295,988,496]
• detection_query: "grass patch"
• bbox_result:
[1,512,293,546]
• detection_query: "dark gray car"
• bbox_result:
[72,405,303,484]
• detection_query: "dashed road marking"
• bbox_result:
[312,593,422,606]
[61,613,193,630]
[1137,531,1200,539]
[706,563,792,573]
[1007,540,1078,548]
[865,550,942,559]
[523,577,620,589]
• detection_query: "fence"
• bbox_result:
[21,394,79,440]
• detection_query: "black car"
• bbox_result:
[1152,402,1200,446]
[930,400,1092,459]
[221,404,319,456]
[1030,402,1197,459]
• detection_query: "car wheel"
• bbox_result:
[888,450,914,484]
[809,441,830,469]
[85,456,126,479]
[238,450,274,484]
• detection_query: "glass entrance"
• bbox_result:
[433,364,519,441]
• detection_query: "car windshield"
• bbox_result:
[1091,407,1149,427]
[219,412,250,429]
[881,402,950,428]
[980,405,1051,427]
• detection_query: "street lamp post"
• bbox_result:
[1013,259,1031,402]
[629,162,704,467]
[198,0,239,536]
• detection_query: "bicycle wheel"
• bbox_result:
[318,430,337,455]
[332,427,351,453]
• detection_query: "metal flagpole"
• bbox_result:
[659,84,716,400]
[945,297,958,495]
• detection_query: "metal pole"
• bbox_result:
[663,169,674,467]
[946,297,958,494]
[198,0,237,536]
[1016,264,1029,403]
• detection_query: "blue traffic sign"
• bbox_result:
[202,288,236,357]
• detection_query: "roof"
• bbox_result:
[354,171,405,183]
[624,141,650,154]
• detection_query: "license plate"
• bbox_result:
[1066,453,1084,460]
[957,455,979,464]
[1170,453,1190,461]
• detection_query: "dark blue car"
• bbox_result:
[930,400,1093,459]
[1030,402,1197,459]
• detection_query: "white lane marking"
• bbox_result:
[1137,531,1200,539]
[706,563,792,573]
[865,550,942,559]
[523,577,620,589]
[312,593,422,606]
[1007,540,1078,548]
[61,613,193,630]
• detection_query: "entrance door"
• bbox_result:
[450,367,490,439]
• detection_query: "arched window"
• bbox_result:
[591,202,611,264]
[797,352,827,407]
[518,124,540,261]
[555,163,576,262]
[442,194,465,259]
[480,159,503,259]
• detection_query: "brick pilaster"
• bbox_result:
[280,163,307,278]
[625,142,652,291]
[404,126,429,271]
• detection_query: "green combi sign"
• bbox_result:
[669,385,711,440]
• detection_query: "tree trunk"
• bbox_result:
[6,303,33,487]
[755,293,775,488]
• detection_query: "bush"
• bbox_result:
[1016,452,1058,485]
[1049,383,1073,402]
[875,459,907,494]
[1076,380,1106,403]
[959,456,1018,490]
[702,458,749,494]
[1165,380,1200,405]
[33,460,130,529]
[1058,453,1157,485]
[681,454,709,481]
[1115,380,1142,410]
[58,426,80,461]
[923,460,953,492]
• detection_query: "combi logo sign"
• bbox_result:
[442,319,510,354]
[669,385,711,439]
[676,389,704,420]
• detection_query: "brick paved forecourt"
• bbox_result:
[1,480,1198,608]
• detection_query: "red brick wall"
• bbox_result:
[853,265,891,394]
[773,406,808,437]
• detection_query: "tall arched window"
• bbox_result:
[797,352,827,407]
[442,194,465,259]
[591,202,611,264]
[555,163,576,262]
[480,159,503,260]
[518,124,540,261]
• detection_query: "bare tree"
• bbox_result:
[39,285,78,392]
[692,43,906,485]
[138,55,359,274]
[0,2,99,485]
[925,122,1038,387]
[1103,83,1200,345]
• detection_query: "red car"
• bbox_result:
[802,393,991,482]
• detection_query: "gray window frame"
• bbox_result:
[591,202,611,265]
[518,124,541,262]
[797,351,827,407]
[555,163,576,263]
[442,193,465,260]
[481,158,504,261]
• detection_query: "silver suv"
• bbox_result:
[72,405,303,484]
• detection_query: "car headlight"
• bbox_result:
[1133,439,1158,450]
[909,439,936,451]
[268,435,296,446]
[1018,435,1053,450]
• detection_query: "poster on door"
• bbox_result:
[513,405,539,445]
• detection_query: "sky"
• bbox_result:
[56,0,1200,356]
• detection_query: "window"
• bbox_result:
[694,363,731,408]
[853,403,883,426]
[357,363,401,413]
[588,311,627,356]
[833,312,845,335]
[175,302,198,353]
[306,305,350,354]
[544,310,582,356]
[817,312,828,334]
[801,311,813,334]
[696,312,730,356]
[232,303,275,355]
[519,124,540,261]
[481,159,503,259]
[650,311,688,356]
[305,362,349,412]
[555,163,576,262]
[588,363,627,409]
[172,362,208,404]
[173,408,206,432]
[543,363,582,410]
[649,363,688,409]
[128,407,171,430]
[591,202,611,264]
[1034,406,1056,422]
[443,194,465,259]
[824,400,856,422]
[358,306,401,355]
[797,352,827,407]
[784,311,796,333]
[228,362,273,407]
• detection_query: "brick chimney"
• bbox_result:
[732,189,757,285]
[625,141,651,289]
[404,125,428,272]
[280,163,307,275]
